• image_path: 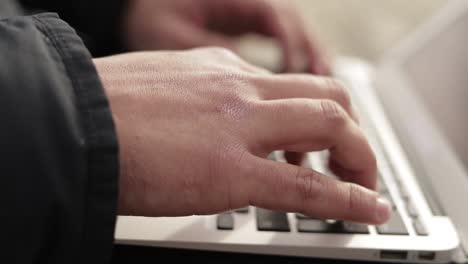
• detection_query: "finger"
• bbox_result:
[158,17,237,51]
[259,4,306,73]
[254,99,376,189]
[290,14,332,75]
[244,157,391,224]
[276,20,308,73]
[255,75,359,123]
[218,0,306,73]
[180,25,236,50]
[191,47,272,74]
[303,32,332,76]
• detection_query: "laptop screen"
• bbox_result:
[403,11,468,171]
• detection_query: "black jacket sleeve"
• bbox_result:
[18,0,127,57]
[0,13,119,264]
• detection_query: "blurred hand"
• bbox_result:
[94,48,390,224]
[124,0,330,74]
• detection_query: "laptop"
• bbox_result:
[114,0,468,263]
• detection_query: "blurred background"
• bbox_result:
[240,0,447,68]
[292,0,446,62]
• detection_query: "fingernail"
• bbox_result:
[375,197,392,223]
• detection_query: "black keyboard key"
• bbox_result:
[406,201,419,218]
[400,187,410,201]
[395,177,404,188]
[377,176,388,194]
[300,155,313,169]
[217,213,234,230]
[377,211,409,235]
[267,152,276,161]
[235,207,249,213]
[297,220,369,234]
[341,222,370,234]
[317,151,329,164]
[297,219,329,233]
[284,151,306,165]
[378,183,388,194]
[413,219,429,236]
[256,208,290,232]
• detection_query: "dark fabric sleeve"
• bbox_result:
[18,0,127,57]
[0,13,119,264]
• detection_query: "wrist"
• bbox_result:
[92,57,135,216]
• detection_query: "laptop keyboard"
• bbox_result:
[256,208,290,232]
[216,151,429,237]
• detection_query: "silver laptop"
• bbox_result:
[114,1,468,263]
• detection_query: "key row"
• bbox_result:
[217,208,428,236]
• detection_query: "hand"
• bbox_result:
[124,0,330,74]
[94,48,390,224]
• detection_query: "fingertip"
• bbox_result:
[374,197,392,224]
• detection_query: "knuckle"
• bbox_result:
[295,168,326,206]
[319,99,348,129]
[323,78,352,110]
[213,74,259,120]
[220,91,253,118]
[346,183,365,211]
[248,74,270,89]
[208,47,239,59]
